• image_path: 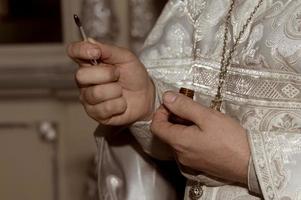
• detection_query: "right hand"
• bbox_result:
[67,39,155,126]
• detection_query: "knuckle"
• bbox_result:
[102,102,113,116]
[119,98,127,111]
[108,66,118,80]
[116,84,122,92]
[83,102,112,125]
[112,84,122,97]
[91,86,101,101]
[114,98,127,114]
[84,105,98,119]
[92,104,107,120]
[82,88,95,105]
[109,70,115,81]
[75,68,85,83]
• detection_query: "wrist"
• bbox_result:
[222,129,250,185]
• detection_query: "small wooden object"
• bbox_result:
[169,87,195,126]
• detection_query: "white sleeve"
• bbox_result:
[129,0,187,161]
[129,78,174,160]
[248,123,301,200]
[247,157,262,196]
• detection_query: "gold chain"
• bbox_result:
[210,0,264,111]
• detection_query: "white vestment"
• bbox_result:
[96,0,301,199]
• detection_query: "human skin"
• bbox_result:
[67,40,250,185]
[151,92,250,185]
[67,39,155,125]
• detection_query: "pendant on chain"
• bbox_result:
[209,0,264,112]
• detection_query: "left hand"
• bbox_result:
[150,91,251,185]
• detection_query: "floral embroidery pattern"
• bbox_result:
[270,114,301,133]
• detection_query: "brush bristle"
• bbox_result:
[73,14,82,27]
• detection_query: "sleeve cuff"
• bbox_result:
[179,165,228,187]
[130,119,174,160]
[129,78,174,160]
[247,156,262,196]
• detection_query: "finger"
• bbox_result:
[74,62,115,90]
[68,39,136,65]
[67,41,101,61]
[81,83,122,105]
[151,105,188,146]
[88,38,136,64]
[75,65,120,86]
[162,91,214,127]
[84,97,127,120]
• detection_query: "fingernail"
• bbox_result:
[164,92,177,103]
[87,48,100,58]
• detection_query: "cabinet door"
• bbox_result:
[0,125,56,200]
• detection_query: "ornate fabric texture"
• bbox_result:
[129,0,167,53]
[81,0,118,42]
[129,0,301,199]
[94,126,183,200]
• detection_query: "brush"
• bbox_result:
[73,14,98,65]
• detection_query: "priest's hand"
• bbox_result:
[150,91,250,184]
[67,39,155,125]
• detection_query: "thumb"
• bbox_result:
[87,38,136,65]
[67,38,136,65]
[163,91,211,127]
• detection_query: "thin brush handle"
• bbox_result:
[79,27,87,41]
[74,14,98,65]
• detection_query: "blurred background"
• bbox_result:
[0,0,166,200]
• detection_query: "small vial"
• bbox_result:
[169,87,195,126]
